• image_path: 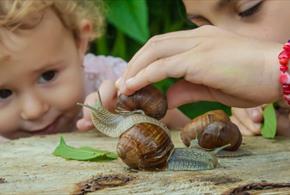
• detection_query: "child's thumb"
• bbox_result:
[82,93,99,120]
[76,93,99,131]
[76,118,94,131]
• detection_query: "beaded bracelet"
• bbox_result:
[279,40,290,104]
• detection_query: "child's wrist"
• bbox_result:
[265,43,284,102]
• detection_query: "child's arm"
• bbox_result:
[161,109,191,130]
[116,26,282,108]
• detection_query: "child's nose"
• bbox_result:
[20,93,49,120]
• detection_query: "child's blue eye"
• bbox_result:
[38,70,57,84]
[239,1,263,17]
[0,89,12,99]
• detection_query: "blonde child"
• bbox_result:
[79,0,290,136]
[0,0,129,141]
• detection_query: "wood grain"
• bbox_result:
[1,131,290,194]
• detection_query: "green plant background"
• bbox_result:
[91,0,231,119]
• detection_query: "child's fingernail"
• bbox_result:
[119,86,126,95]
[125,78,134,87]
[115,78,122,88]
[250,110,258,118]
[250,110,262,122]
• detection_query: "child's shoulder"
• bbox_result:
[83,53,127,94]
[84,53,127,75]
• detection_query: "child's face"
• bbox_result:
[183,0,290,42]
[0,10,87,139]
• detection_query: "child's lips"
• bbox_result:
[30,116,61,135]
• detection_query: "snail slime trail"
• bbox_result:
[82,85,219,171]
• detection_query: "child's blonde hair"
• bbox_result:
[0,0,104,40]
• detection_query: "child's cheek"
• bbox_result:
[0,106,21,137]
[52,78,85,116]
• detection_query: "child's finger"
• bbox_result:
[120,50,194,95]
[76,118,94,131]
[123,31,204,82]
[245,107,263,123]
[230,115,255,136]
[123,26,220,83]
[98,80,117,111]
[82,92,99,121]
[231,107,261,135]
[167,80,257,109]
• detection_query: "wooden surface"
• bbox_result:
[1,131,290,195]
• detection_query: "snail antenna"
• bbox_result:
[212,144,231,155]
[96,89,103,106]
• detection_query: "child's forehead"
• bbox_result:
[0,41,10,63]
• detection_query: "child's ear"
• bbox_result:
[77,19,92,57]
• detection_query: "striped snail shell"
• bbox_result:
[180,110,242,151]
[116,85,167,120]
[117,123,174,170]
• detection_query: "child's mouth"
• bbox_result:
[30,116,61,135]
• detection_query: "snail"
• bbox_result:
[116,85,167,120]
[180,110,242,151]
[80,85,220,171]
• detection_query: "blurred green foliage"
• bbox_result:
[93,0,231,118]
[93,0,193,60]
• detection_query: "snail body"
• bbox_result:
[180,110,242,151]
[168,148,218,171]
[82,86,219,171]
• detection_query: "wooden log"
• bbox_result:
[1,131,290,194]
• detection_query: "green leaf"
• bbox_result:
[79,147,118,159]
[179,101,231,119]
[261,104,277,139]
[105,0,149,43]
[111,31,127,59]
[53,136,117,161]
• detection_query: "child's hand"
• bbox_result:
[76,80,118,131]
[116,25,282,108]
[231,105,290,137]
[230,107,263,136]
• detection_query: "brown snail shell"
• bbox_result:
[180,110,242,151]
[198,121,242,151]
[180,110,230,147]
[117,123,174,170]
[116,85,167,120]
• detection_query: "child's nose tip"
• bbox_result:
[20,100,49,120]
